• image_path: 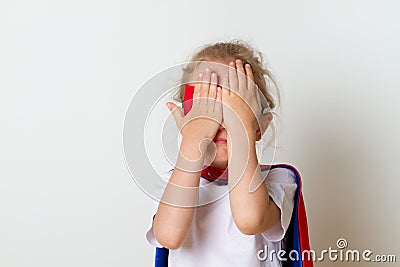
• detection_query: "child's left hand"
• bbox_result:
[221,59,271,139]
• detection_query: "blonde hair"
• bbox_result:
[174,39,281,112]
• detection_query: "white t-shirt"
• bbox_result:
[146,166,298,267]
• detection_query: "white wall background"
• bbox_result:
[1,0,399,266]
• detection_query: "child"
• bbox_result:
[146,40,307,267]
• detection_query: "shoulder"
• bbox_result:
[261,164,299,214]
[260,163,299,185]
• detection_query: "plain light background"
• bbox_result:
[1,0,399,266]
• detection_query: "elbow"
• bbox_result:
[153,227,184,250]
[236,223,260,236]
[234,215,264,236]
[234,201,280,235]
[157,236,182,250]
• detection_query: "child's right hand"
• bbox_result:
[166,68,222,144]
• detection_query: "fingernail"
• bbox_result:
[198,72,203,78]
[165,102,170,108]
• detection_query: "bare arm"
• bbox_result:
[152,69,223,249]
[152,137,206,249]
[227,131,280,235]
[222,59,280,235]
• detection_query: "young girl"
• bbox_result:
[146,40,306,267]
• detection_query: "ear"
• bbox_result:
[255,112,273,141]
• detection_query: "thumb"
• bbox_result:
[166,102,184,123]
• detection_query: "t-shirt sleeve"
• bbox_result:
[145,169,173,247]
[261,167,298,242]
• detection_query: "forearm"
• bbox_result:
[227,130,280,235]
[153,137,206,249]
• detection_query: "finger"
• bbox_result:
[166,102,184,125]
[221,73,229,97]
[208,72,218,107]
[215,86,223,113]
[200,68,211,102]
[235,59,247,92]
[245,63,255,91]
[228,61,238,93]
[193,72,203,105]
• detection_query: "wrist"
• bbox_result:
[176,137,208,172]
[227,128,257,144]
[180,137,210,158]
[246,125,258,142]
[227,133,257,155]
